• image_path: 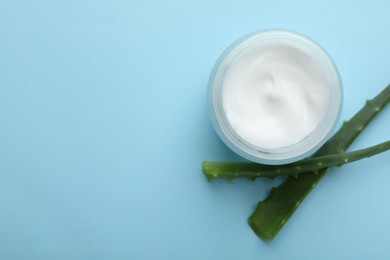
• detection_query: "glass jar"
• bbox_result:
[208,30,343,165]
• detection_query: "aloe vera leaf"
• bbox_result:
[203,140,390,180]
[249,84,390,241]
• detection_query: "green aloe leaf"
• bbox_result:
[203,140,390,180]
[248,84,390,240]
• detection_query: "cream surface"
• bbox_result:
[222,43,330,149]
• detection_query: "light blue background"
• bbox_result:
[1,0,390,259]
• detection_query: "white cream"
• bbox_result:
[222,43,330,149]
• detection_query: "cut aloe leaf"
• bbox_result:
[248,84,390,240]
[203,140,390,180]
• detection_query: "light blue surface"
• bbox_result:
[1,1,390,259]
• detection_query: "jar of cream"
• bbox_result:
[208,30,343,165]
